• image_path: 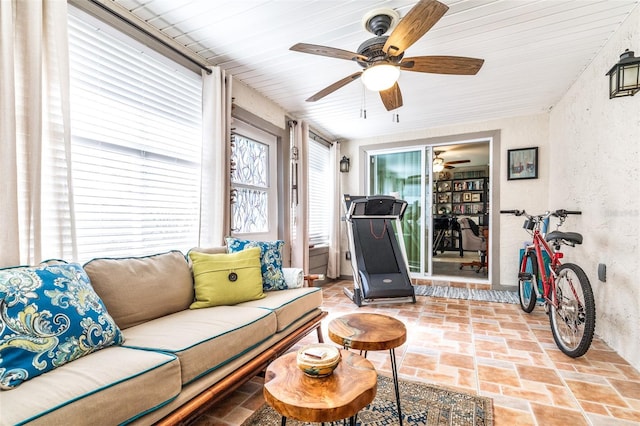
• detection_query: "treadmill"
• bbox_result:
[343,194,417,306]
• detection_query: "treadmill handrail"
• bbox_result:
[347,214,403,220]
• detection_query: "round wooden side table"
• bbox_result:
[328,313,407,425]
[263,349,377,425]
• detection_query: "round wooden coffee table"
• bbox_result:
[328,313,407,425]
[263,349,377,425]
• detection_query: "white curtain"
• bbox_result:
[290,121,309,272]
[200,67,232,247]
[326,142,341,279]
[0,0,75,267]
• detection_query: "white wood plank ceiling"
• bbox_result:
[113,0,639,141]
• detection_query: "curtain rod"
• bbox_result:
[70,0,212,74]
[309,129,332,146]
[287,120,333,146]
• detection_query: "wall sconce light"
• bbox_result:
[606,49,640,98]
[340,156,350,173]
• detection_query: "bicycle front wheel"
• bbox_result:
[518,251,538,313]
[549,263,596,357]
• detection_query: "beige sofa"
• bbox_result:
[2,249,326,425]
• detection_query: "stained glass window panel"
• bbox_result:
[232,188,268,233]
[232,135,267,188]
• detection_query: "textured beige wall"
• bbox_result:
[548,6,640,371]
[233,79,287,129]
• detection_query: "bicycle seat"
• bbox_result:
[545,231,583,245]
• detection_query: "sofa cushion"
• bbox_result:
[237,287,324,332]
[0,346,180,425]
[226,238,287,291]
[189,247,265,308]
[121,305,277,385]
[0,263,124,389]
[83,251,193,329]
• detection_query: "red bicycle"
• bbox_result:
[500,209,596,357]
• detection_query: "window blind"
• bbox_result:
[68,10,202,261]
[308,137,331,246]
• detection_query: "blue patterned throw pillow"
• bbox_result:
[226,238,287,291]
[0,263,124,389]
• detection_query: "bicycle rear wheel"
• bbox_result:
[549,263,596,357]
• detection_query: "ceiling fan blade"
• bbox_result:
[306,72,362,102]
[445,160,471,166]
[383,0,449,57]
[290,43,368,62]
[401,56,484,75]
[379,82,403,111]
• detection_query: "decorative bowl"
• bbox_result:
[296,344,341,378]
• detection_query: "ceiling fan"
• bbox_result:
[433,150,470,171]
[290,0,484,111]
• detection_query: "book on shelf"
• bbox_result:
[453,170,486,179]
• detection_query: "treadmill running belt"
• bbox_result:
[354,219,400,274]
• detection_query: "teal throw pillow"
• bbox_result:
[0,263,124,389]
[226,238,287,291]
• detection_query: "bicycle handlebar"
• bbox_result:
[500,209,582,218]
[499,209,523,215]
[555,209,581,216]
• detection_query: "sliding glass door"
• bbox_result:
[368,148,430,275]
[368,141,492,280]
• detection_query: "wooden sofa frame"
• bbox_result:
[156,308,327,425]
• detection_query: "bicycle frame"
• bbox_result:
[505,208,594,357]
[521,224,563,307]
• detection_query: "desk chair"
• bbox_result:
[458,217,487,273]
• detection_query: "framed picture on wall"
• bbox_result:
[508,147,538,180]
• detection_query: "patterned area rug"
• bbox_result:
[414,285,519,304]
[241,375,493,425]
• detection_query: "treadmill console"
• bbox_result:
[343,194,407,219]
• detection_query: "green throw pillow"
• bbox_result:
[189,247,265,309]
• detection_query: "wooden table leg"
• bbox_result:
[304,274,320,287]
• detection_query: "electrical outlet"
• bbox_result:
[598,263,606,282]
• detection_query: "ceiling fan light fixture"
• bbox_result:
[433,156,445,173]
[361,64,400,91]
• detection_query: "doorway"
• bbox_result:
[367,141,490,280]
[431,143,490,279]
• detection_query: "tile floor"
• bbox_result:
[194,281,640,426]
